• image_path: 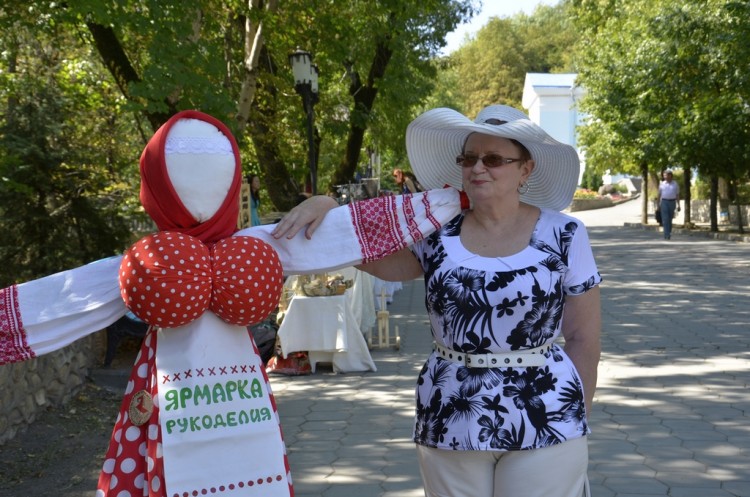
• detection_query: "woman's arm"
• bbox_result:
[238,188,467,275]
[271,195,339,240]
[356,247,423,282]
[561,286,601,418]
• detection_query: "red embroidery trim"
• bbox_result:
[0,285,35,364]
[170,473,286,496]
[402,194,422,243]
[160,362,259,384]
[349,195,405,264]
[422,192,442,233]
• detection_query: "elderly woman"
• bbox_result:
[278,105,601,497]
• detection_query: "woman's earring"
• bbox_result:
[517,181,530,195]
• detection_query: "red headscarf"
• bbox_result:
[139,110,242,244]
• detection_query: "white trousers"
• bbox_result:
[417,436,590,497]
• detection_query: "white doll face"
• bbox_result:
[165,118,235,222]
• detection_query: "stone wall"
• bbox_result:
[570,197,614,212]
[690,200,750,225]
[0,332,104,445]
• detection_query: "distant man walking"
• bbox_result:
[657,169,680,240]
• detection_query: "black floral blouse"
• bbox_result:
[410,209,601,451]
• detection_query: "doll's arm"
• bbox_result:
[235,188,468,275]
[0,256,126,364]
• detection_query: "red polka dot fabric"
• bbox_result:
[210,236,283,326]
[120,232,212,328]
[96,329,163,496]
[120,232,283,327]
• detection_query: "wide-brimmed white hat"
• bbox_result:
[406,105,580,211]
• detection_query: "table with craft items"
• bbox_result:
[277,269,376,373]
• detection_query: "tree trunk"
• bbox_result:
[710,174,718,232]
[332,32,394,187]
[86,22,174,132]
[236,0,278,132]
[641,162,649,224]
[730,179,745,234]
[682,165,691,225]
[736,201,745,234]
[248,46,301,212]
[6,35,18,128]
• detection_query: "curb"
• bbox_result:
[623,222,750,243]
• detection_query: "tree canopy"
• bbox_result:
[5,0,748,284]
[433,1,578,116]
[573,0,750,228]
[0,0,477,283]
[0,5,141,285]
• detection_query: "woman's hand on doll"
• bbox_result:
[272,195,339,240]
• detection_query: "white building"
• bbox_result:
[521,73,586,184]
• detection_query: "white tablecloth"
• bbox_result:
[277,294,376,373]
[338,267,376,333]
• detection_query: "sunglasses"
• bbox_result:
[455,153,525,168]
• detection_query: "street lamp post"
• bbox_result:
[289,48,320,195]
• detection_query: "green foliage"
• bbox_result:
[691,178,710,201]
[270,0,477,187]
[692,177,750,203]
[580,164,603,192]
[2,0,586,287]
[451,17,529,112]
[575,2,663,177]
[0,13,140,285]
[434,1,579,116]
[1,0,479,222]
[574,0,750,197]
[71,0,237,121]
[420,58,464,112]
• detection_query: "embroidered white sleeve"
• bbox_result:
[15,256,127,358]
[236,188,464,274]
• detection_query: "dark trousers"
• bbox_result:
[660,199,677,239]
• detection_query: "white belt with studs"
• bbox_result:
[433,342,552,368]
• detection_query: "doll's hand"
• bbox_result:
[272,195,339,240]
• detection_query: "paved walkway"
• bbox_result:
[270,199,750,497]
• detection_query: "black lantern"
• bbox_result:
[289,48,320,195]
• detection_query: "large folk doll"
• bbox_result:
[0,110,468,496]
